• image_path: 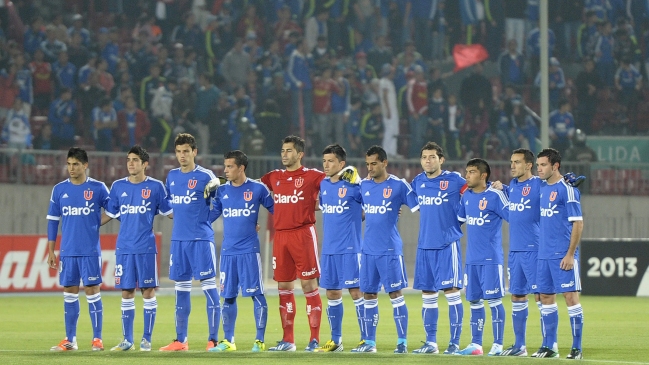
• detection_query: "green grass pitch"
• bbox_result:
[1,293,648,364]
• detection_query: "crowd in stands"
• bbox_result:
[0,0,645,161]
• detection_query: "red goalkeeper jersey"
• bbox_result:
[261,166,325,231]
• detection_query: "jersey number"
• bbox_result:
[587,257,637,278]
[115,264,123,277]
[272,257,277,270]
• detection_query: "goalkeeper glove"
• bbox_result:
[204,176,227,198]
[338,165,362,185]
[563,172,586,188]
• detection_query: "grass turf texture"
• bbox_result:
[1,293,648,364]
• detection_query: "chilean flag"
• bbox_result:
[453,44,489,72]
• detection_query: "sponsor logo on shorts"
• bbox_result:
[301,267,317,276]
[345,278,359,285]
[560,281,575,288]
[200,268,213,276]
[485,288,500,295]
[245,287,259,293]
[441,279,453,285]
[531,284,538,290]
[144,279,154,284]
[88,276,99,281]
[390,281,402,288]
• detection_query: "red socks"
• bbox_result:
[305,289,322,342]
[279,289,296,343]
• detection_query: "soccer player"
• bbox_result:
[352,145,419,353]
[534,148,584,360]
[410,142,466,355]
[104,146,172,351]
[207,150,274,352]
[315,144,364,352]
[260,135,326,352]
[159,133,221,352]
[456,158,509,356]
[47,147,110,351]
[499,148,542,357]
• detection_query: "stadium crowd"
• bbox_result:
[0,0,644,161]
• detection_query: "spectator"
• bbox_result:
[406,65,428,158]
[431,0,448,61]
[51,13,68,43]
[367,35,393,75]
[92,97,118,151]
[97,59,115,97]
[243,31,264,65]
[0,63,18,124]
[237,4,265,45]
[77,53,98,90]
[577,11,600,60]
[2,98,31,149]
[33,122,53,150]
[255,98,283,155]
[150,80,175,152]
[124,39,151,84]
[396,41,424,68]
[565,129,597,162]
[526,21,556,78]
[498,39,525,86]
[181,47,198,86]
[613,27,640,66]
[221,38,252,89]
[305,8,329,52]
[353,51,377,87]
[460,62,493,113]
[594,21,615,87]
[494,99,518,154]
[575,58,602,133]
[172,78,196,123]
[267,71,291,127]
[312,66,342,154]
[67,14,90,46]
[410,0,435,59]
[41,25,67,63]
[445,93,463,159]
[209,93,234,155]
[346,96,363,157]
[100,28,120,75]
[427,67,449,99]
[228,87,256,150]
[331,65,351,151]
[79,72,106,139]
[245,70,259,108]
[48,88,77,149]
[29,49,53,114]
[23,16,45,56]
[534,57,566,110]
[195,73,220,124]
[139,64,166,112]
[52,51,76,95]
[504,0,527,54]
[13,54,32,117]
[171,12,203,51]
[428,86,447,150]
[311,35,336,70]
[549,99,576,156]
[117,95,151,149]
[67,32,90,70]
[360,102,384,150]
[286,38,314,135]
[615,57,642,117]
[462,99,490,159]
[274,5,302,54]
[379,63,399,157]
[113,85,133,113]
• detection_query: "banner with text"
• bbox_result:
[586,136,649,163]
[0,234,162,292]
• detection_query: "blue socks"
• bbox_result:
[201,278,220,341]
[422,293,439,343]
[470,300,485,346]
[121,298,135,343]
[446,291,463,345]
[174,281,192,342]
[391,296,408,342]
[568,304,583,350]
[353,298,365,340]
[512,300,528,348]
[541,304,559,349]
[222,297,237,343]
[487,298,505,345]
[63,292,79,343]
[87,293,103,339]
[142,297,157,342]
[364,299,379,342]
[252,295,267,342]
[327,298,343,344]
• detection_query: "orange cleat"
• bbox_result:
[50,338,78,351]
[91,338,104,351]
[206,339,218,351]
[159,339,189,351]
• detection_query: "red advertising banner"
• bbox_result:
[0,234,162,292]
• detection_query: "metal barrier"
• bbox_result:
[1,148,647,195]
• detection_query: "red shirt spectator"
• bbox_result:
[406,77,428,116]
[237,5,265,44]
[312,72,341,114]
[117,96,151,148]
[30,57,53,96]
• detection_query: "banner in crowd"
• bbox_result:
[586,136,649,163]
[581,239,649,296]
[0,234,161,292]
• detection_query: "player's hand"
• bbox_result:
[204,176,227,198]
[256,224,260,232]
[338,166,361,184]
[490,180,503,190]
[560,254,575,271]
[47,252,57,270]
[563,172,586,187]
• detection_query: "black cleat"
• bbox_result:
[532,346,559,358]
[566,348,583,359]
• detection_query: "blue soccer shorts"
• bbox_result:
[169,240,217,281]
[464,264,505,301]
[219,253,264,298]
[413,241,463,292]
[320,253,361,290]
[508,251,539,295]
[59,256,103,287]
[115,253,158,289]
[360,254,408,293]
[536,258,582,294]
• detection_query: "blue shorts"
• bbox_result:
[413,242,463,291]
[219,253,264,298]
[59,256,102,287]
[169,240,217,281]
[464,264,505,301]
[320,253,361,290]
[536,258,582,294]
[115,253,158,289]
[508,251,539,295]
[360,254,408,293]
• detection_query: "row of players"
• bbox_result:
[45,133,583,359]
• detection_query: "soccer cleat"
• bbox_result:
[394,343,408,354]
[315,339,343,352]
[159,339,189,351]
[92,338,104,351]
[251,339,266,352]
[456,343,483,356]
[350,341,377,353]
[532,346,559,358]
[205,339,218,351]
[304,339,319,352]
[499,345,527,356]
[140,339,152,351]
[50,339,78,351]
[110,339,134,351]
[209,339,236,352]
[566,348,583,359]
[488,343,503,356]
[268,340,297,352]
[442,342,460,355]
[413,341,439,354]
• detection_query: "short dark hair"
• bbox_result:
[558,98,570,108]
[100,97,112,108]
[537,148,561,168]
[366,145,387,162]
[128,145,149,163]
[466,158,491,181]
[322,144,346,162]
[420,141,444,159]
[224,150,248,170]
[512,148,534,164]
[67,147,88,164]
[175,133,197,150]
[282,135,305,153]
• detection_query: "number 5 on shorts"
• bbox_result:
[272,257,276,270]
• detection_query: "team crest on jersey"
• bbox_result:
[383,188,392,198]
[549,191,557,201]
[440,181,449,190]
[243,191,253,201]
[187,179,198,189]
[84,190,93,200]
[522,186,531,196]
[295,177,304,188]
[338,187,347,198]
[141,188,151,199]
[479,198,488,210]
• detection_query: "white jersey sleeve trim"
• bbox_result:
[46,215,60,221]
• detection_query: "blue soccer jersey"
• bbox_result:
[457,187,509,265]
[411,170,465,249]
[361,175,419,255]
[319,177,363,255]
[105,176,173,254]
[211,178,274,255]
[165,165,216,241]
[507,176,541,252]
[539,179,583,260]
[46,177,110,256]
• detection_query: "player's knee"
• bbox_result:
[122,289,136,299]
[388,290,402,299]
[511,294,527,302]
[84,284,100,295]
[364,292,378,300]
[224,297,237,305]
[469,299,484,308]
[326,289,343,300]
